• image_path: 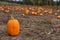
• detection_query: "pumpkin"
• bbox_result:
[4,10,10,13]
[48,11,52,14]
[1,8,4,11]
[56,15,60,19]
[0,6,4,11]
[22,14,25,16]
[32,12,37,15]
[44,10,48,13]
[57,10,60,12]
[29,7,31,10]
[25,9,29,15]
[40,13,43,16]
[7,16,20,36]
[37,10,41,13]
[55,13,58,15]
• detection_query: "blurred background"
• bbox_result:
[0,0,60,6]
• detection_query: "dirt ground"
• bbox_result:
[0,5,60,40]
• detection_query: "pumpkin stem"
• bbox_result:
[10,15,14,20]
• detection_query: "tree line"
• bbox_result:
[0,0,60,5]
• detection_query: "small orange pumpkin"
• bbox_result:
[37,10,41,13]
[1,8,4,11]
[48,11,52,14]
[32,12,37,15]
[44,10,48,13]
[22,14,25,16]
[7,16,20,36]
[25,9,29,15]
[56,15,60,19]
[4,9,10,13]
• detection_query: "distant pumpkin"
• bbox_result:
[4,10,10,13]
[57,10,60,12]
[48,11,52,14]
[37,10,41,13]
[32,11,37,15]
[22,14,25,16]
[7,16,20,36]
[40,13,43,16]
[56,15,60,19]
[25,9,29,15]
[55,13,58,15]
[44,10,48,13]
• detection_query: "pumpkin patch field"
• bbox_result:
[0,4,60,40]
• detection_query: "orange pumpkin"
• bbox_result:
[56,15,60,19]
[7,16,20,36]
[22,14,25,16]
[25,9,29,15]
[44,10,48,13]
[1,8,4,11]
[32,12,37,15]
[37,10,41,13]
[48,11,52,14]
[4,10,10,13]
